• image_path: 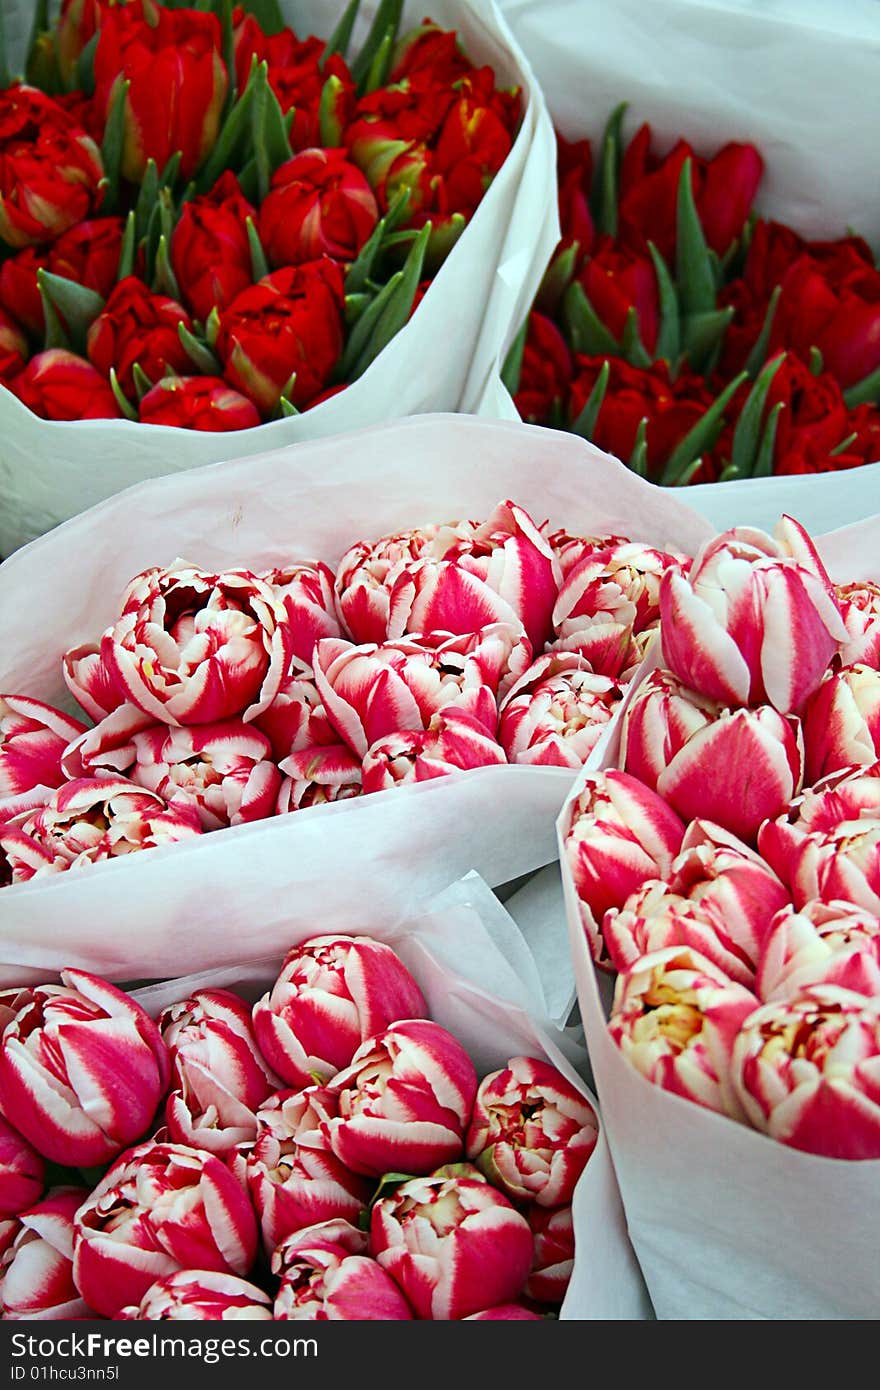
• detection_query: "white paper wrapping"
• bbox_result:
[126,871,657,1319]
[554,512,880,1320]
[0,0,558,557]
[0,413,714,983]
[479,0,880,534]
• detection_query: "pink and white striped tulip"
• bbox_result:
[252,674,334,762]
[0,1117,44,1219]
[99,560,291,725]
[756,899,880,1003]
[659,517,846,714]
[313,625,528,758]
[276,745,363,811]
[545,527,631,579]
[498,653,625,768]
[72,1140,259,1318]
[465,1056,599,1208]
[323,1020,477,1178]
[159,988,277,1155]
[0,776,202,881]
[621,668,804,844]
[602,820,788,987]
[62,643,126,723]
[525,1203,574,1306]
[370,1164,534,1320]
[0,696,87,822]
[260,560,341,674]
[464,1304,545,1319]
[758,766,880,913]
[551,540,689,678]
[127,721,281,830]
[608,946,759,1119]
[116,1269,272,1320]
[361,708,507,793]
[242,1087,370,1252]
[730,985,880,1157]
[334,523,449,645]
[834,581,880,669]
[801,664,880,785]
[0,969,170,1168]
[272,1220,413,1321]
[0,1189,92,1321]
[252,935,427,1089]
[386,502,559,652]
[563,770,686,968]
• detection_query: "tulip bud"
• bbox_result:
[731,985,880,1157]
[73,1140,259,1318]
[170,172,256,323]
[0,1118,44,1220]
[323,1020,478,1178]
[834,581,880,669]
[277,744,363,810]
[0,970,170,1167]
[371,1165,534,1320]
[525,1204,574,1305]
[260,562,341,676]
[466,1056,599,1208]
[0,87,104,249]
[1,1188,93,1320]
[0,695,87,823]
[563,769,686,968]
[608,945,759,1119]
[252,935,427,1090]
[361,708,507,793]
[757,898,880,1002]
[139,377,262,432]
[243,1087,370,1253]
[259,148,379,268]
[9,350,122,422]
[272,1220,413,1320]
[802,664,880,785]
[117,1270,272,1320]
[659,518,846,714]
[159,988,277,1155]
[498,653,624,768]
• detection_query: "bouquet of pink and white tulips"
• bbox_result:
[559,507,880,1318]
[0,925,604,1322]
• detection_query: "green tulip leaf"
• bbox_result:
[843,364,880,408]
[351,0,403,90]
[676,157,716,316]
[660,369,749,485]
[321,0,361,68]
[648,240,680,365]
[569,359,610,440]
[563,281,620,357]
[179,322,221,375]
[743,284,782,378]
[500,316,528,397]
[750,400,785,478]
[731,351,785,476]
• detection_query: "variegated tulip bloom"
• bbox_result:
[313,624,529,759]
[608,945,759,1119]
[96,560,292,725]
[252,935,427,1090]
[498,653,625,768]
[361,708,507,793]
[260,560,341,674]
[465,1056,599,1207]
[464,1304,544,1319]
[73,1141,258,1318]
[272,1219,413,1321]
[323,1020,478,1178]
[117,1269,273,1321]
[159,988,277,1155]
[801,664,880,785]
[731,985,880,1157]
[756,899,880,1003]
[526,1203,574,1306]
[759,763,880,913]
[276,745,363,812]
[602,820,788,988]
[621,667,804,844]
[370,1165,534,1320]
[563,770,686,967]
[252,674,334,762]
[834,581,880,669]
[123,720,281,830]
[659,516,846,715]
[336,501,559,651]
[0,695,87,822]
[0,776,202,881]
[0,1188,93,1321]
[544,527,630,579]
[0,1117,44,1220]
[242,1087,370,1253]
[62,643,127,723]
[551,540,690,678]
[0,970,170,1167]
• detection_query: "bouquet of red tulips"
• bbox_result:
[559,506,880,1318]
[0,0,553,555]
[0,884,625,1321]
